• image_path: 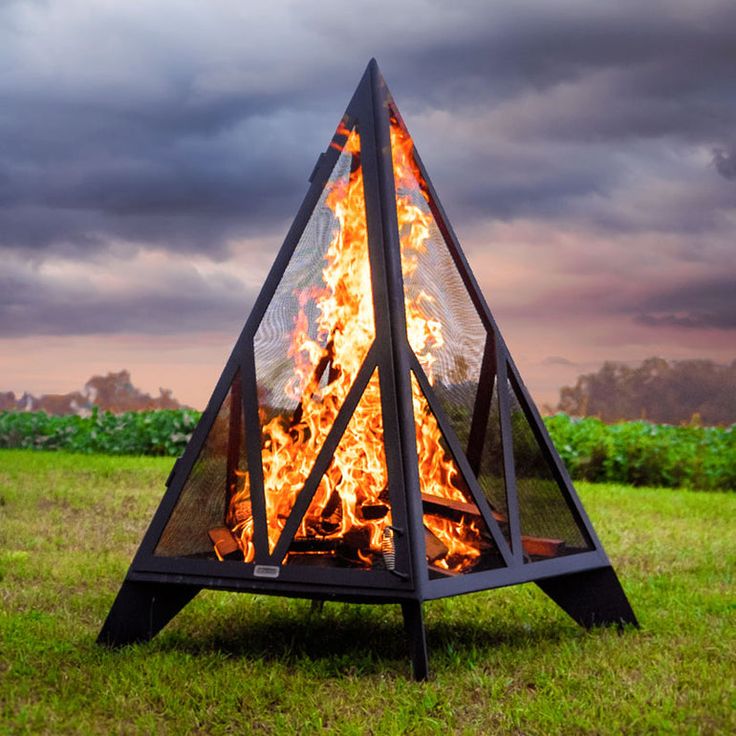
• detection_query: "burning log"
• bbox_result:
[424,526,449,563]
[421,493,481,522]
[359,502,389,520]
[422,493,565,558]
[289,337,339,429]
[208,527,243,561]
[290,536,339,554]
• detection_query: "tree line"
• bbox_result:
[557,357,736,425]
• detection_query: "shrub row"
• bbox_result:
[0,408,200,457]
[0,409,733,491]
[546,414,735,491]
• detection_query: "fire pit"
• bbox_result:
[98,59,637,679]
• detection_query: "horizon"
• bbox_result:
[1,2,734,410]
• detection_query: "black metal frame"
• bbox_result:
[98,59,637,680]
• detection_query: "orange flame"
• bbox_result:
[224,119,488,574]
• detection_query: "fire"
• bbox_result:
[391,119,488,572]
[224,118,489,574]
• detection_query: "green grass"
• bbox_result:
[1,450,734,735]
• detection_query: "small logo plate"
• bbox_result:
[253,565,280,579]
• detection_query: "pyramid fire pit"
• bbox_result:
[99,60,637,679]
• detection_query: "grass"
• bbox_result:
[1,450,734,735]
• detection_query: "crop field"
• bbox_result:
[1,450,734,734]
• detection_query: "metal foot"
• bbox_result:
[536,565,638,629]
[401,600,429,681]
[97,579,201,646]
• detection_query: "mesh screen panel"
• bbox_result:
[476,376,511,548]
[411,373,504,578]
[284,370,392,569]
[506,375,592,560]
[253,128,376,553]
[390,119,487,453]
[155,373,247,558]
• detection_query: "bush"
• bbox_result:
[0,408,733,491]
[546,414,735,491]
[0,407,200,457]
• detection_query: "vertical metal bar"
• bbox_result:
[241,341,269,565]
[225,371,242,508]
[357,74,414,582]
[369,59,428,597]
[401,600,429,680]
[466,335,497,476]
[496,345,523,564]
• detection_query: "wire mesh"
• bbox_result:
[410,373,504,578]
[253,127,376,553]
[154,373,247,558]
[390,118,487,454]
[506,376,592,560]
[476,375,511,548]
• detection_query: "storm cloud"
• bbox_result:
[1,0,734,405]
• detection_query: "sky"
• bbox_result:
[1,0,734,409]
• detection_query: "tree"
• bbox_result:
[557,357,736,425]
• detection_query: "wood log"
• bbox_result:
[521,535,564,558]
[421,493,480,522]
[424,526,449,563]
[208,527,243,561]
[290,536,338,554]
[233,499,252,526]
[359,502,389,521]
[422,493,563,558]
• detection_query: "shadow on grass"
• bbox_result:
[152,601,574,677]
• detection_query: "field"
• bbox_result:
[1,450,734,734]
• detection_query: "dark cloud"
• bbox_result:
[1,1,735,259]
[0,0,734,347]
[0,261,255,337]
[635,277,736,330]
[713,147,736,181]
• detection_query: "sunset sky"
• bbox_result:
[1,1,734,409]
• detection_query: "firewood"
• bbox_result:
[233,499,252,525]
[521,535,564,558]
[208,527,243,560]
[359,502,389,520]
[290,536,338,553]
[421,493,481,522]
[424,526,449,563]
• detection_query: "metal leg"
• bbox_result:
[97,579,200,646]
[401,600,429,681]
[536,566,638,630]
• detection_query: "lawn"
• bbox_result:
[1,450,734,734]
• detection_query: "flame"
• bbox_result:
[224,118,488,574]
[391,118,488,573]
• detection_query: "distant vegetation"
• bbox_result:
[557,357,736,425]
[0,370,186,415]
[548,414,734,491]
[1,407,733,491]
[0,408,199,457]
